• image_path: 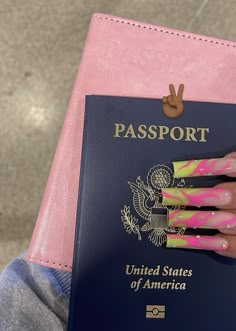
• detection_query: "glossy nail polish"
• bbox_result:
[166,234,228,251]
[173,158,236,178]
[168,210,236,229]
[162,188,232,207]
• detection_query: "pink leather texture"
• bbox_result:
[26,13,236,271]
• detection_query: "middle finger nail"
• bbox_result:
[162,188,232,207]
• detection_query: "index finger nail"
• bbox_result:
[173,158,236,178]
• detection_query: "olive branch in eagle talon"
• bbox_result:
[121,206,142,240]
[149,228,168,246]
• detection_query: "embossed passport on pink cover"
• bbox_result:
[26,13,236,271]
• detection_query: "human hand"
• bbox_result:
[162,84,184,118]
[164,152,236,258]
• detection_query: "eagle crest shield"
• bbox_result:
[121,165,186,246]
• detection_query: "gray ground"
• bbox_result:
[1,0,235,270]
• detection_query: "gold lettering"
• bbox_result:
[180,283,186,290]
[175,282,180,290]
[182,270,189,277]
[170,127,184,141]
[166,282,172,289]
[197,128,209,142]
[114,123,209,142]
[137,125,147,139]
[153,266,160,276]
[162,266,169,276]
[124,124,137,138]
[142,279,186,290]
[158,126,169,140]
[143,279,151,289]
[148,125,158,139]
[160,282,166,289]
[162,266,193,277]
[150,281,160,289]
[126,265,135,275]
[185,127,197,142]
[113,123,125,138]
[148,268,154,275]
[171,279,176,289]
[125,265,162,275]
[172,269,180,277]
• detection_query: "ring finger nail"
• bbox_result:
[173,158,236,178]
[166,234,228,251]
[162,188,232,207]
[168,210,236,229]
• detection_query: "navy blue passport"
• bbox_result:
[68,95,236,331]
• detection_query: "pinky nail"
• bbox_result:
[166,234,228,251]
[173,158,236,178]
[168,210,236,229]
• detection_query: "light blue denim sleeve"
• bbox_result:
[0,252,72,331]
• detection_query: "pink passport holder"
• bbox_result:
[26,13,236,271]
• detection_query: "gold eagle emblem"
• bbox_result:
[121,165,187,246]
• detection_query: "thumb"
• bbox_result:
[225,151,236,159]
[224,152,236,177]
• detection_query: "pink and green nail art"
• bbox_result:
[168,210,236,229]
[173,158,236,178]
[166,234,228,251]
[162,187,231,207]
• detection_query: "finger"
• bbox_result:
[168,100,180,107]
[166,234,228,251]
[225,151,236,159]
[219,227,236,235]
[162,187,232,208]
[162,96,168,104]
[167,95,173,103]
[169,84,177,99]
[215,234,236,258]
[172,157,236,178]
[177,83,184,100]
[168,209,236,230]
[214,182,236,210]
[224,152,236,177]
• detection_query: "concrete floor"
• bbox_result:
[0,0,235,271]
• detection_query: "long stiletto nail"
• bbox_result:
[162,188,232,207]
[168,210,236,229]
[166,234,228,251]
[173,158,236,178]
